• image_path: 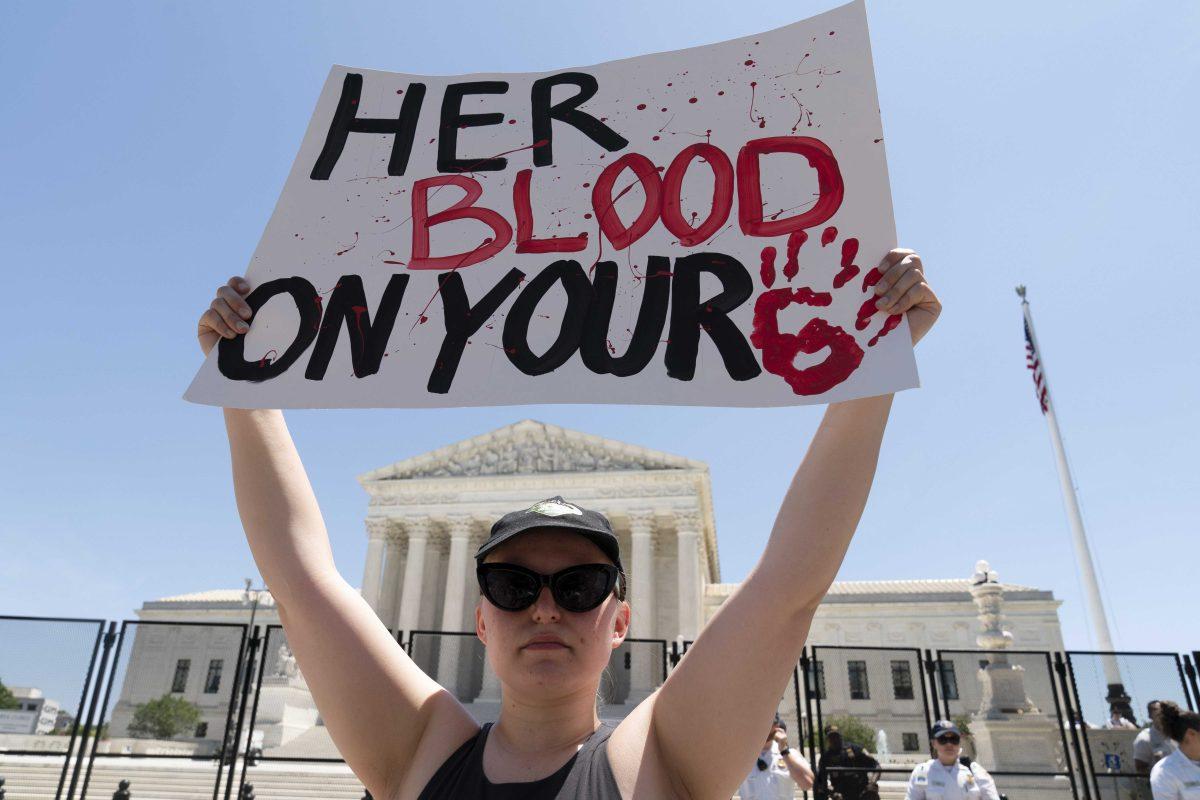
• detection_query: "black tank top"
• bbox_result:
[417,720,623,799]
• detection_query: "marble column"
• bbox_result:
[675,510,703,643]
[397,518,432,637]
[437,516,474,697]
[378,535,404,632]
[361,519,389,614]
[628,510,658,697]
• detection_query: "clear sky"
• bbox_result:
[2,0,1198,702]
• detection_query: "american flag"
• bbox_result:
[1024,319,1049,414]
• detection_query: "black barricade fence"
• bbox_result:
[228,625,376,800]
[77,620,251,800]
[933,650,1081,800]
[599,638,669,712]
[809,646,933,771]
[406,630,490,716]
[0,616,107,800]
[6,611,1200,800]
[1064,651,1196,800]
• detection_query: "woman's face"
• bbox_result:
[476,527,630,699]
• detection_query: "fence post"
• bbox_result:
[1055,653,1092,800]
[1184,654,1200,711]
[923,649,942,721]
[229,627,264,800]
[67,622,118,800]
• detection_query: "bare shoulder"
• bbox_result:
[389,693,481,800]
[607,689,692,800]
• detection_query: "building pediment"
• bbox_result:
[359,419,705,482]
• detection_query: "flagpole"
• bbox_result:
[1016,286,1129,716]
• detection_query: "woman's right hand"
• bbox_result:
[197,276,253,356]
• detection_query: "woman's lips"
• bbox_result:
[523,642,568,650]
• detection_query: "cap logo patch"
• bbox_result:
[529,499,583,517]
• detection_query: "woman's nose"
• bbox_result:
[530,585,561,620]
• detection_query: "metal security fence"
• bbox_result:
[77,620,251,800]
[934,650,1081,800]
[4,612,1197,800]
[0,616,108,800]
[1063,651,1197,800]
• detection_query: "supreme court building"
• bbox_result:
[110,420,1064,758]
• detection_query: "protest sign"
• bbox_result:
[185,0,917,408]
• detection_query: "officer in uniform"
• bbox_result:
[737,714,814,800]
[815,725,881,800]
[906,721,1000,800]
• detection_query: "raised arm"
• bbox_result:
[198,278,477,798]
[649,250,940,800]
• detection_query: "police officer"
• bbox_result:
[816,725,881,800]
[738,714,815,800]
[906,721,1000,800]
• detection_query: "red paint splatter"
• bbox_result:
[869,314,903,347]
[418,315,428,325]
[257,349,279,368]
[750,290,862,395]
[783,230,807,281]
[744,59,756,66]
[760,245,777,288]
[606,339,617,355]
[748,82,766,128]
[820,226,837,247]
[718,90,725,96]
[350,305,369,344]
[335,232,359,256]
[833,237,860,288]
[636,103,647,110]
[688,97,698,104]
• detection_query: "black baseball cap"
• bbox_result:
[475,497,624,573]
[931,720,961,738]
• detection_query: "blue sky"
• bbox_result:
[2,0,1198,705]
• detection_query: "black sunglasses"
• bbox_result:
[477,562,625,612]
[936,734,961,745]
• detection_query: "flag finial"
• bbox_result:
[1015,285,1027,301]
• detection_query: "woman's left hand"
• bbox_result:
[870,248,941,346]
[772,728,789,749]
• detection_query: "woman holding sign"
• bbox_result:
[196,248,939,799]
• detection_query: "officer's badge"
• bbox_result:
[965,774,975,786]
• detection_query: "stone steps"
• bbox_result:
[0,756,367,800]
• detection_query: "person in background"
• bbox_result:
[738,713,814,799]
[905,720,999,800]
[1138,701,1181,774]
[816,725,881,800]
[1149,701,1200,800]
[1105,706,1138,730]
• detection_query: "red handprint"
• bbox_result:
[750,226,903,396]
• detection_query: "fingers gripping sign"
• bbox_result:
[198,277,254,356]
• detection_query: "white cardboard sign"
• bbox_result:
[185,0,917,408]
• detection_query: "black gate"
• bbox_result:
[808,645,935,795]
[0,616,109,800]
[77,620,251,800]
[935,649,1082,800]
[230,623,376,800]
[1063,650,1197,800]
